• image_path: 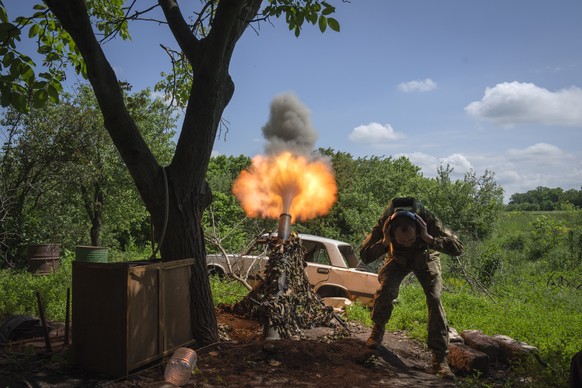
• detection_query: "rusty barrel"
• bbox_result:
[27,243,61,274]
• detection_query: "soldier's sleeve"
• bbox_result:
[427,215,464,257]
[359,217,388,263]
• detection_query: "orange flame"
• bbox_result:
[232,151,337,223]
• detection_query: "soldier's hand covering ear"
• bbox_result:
[415,215,434,244]
[382,217,392,247]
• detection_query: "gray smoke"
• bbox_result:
[262,93,318,156]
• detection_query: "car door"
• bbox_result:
[302,240,332,288]
[342,268,378,305]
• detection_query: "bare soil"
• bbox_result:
[0,309,516,387]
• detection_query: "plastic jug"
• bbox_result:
[164,347,197,386]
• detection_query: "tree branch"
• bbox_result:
[44,0,160,205]
[170,0,262,188]
[158,0,202,67]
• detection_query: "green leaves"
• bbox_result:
[0,0,129,113]
[1,84,177,254]
[89,0,131,41]
[264,0,340,37]
[28,23,39,38]
[0,3,64,112]
[326,17,339,32]
[32,87,48,108]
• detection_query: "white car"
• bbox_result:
[206,233,379,307]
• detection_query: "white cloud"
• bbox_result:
[397,78,437,93]
[400,152,472,180]
[441,153,474,172]
[465,81,582,127]
[506,142,564,163]
[403,152,439,173]
[398,146,582,202]
[348,122,404,145]
[457,144,581,202]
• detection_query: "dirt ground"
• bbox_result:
[0,309,518,387]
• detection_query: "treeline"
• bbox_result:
[507,186,582,211]
[204,152,505,253]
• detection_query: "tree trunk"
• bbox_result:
[45,0,263,346]
[150,168,218,343]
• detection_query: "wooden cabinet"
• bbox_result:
[72,259,195,376]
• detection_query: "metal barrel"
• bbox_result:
[27,243,61,274]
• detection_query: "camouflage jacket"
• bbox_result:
[359,198,464,265]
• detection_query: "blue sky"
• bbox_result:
[9,1,582,202]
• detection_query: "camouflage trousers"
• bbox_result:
[370,253,449,357]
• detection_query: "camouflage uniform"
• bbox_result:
[360,198,464,357]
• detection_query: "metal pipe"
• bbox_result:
[278,213,292,241]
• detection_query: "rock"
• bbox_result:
[448,327,464,344]
[490,334,538,364]
[321,296,352,313]
[448,343,490,376]
[461,329,499,364]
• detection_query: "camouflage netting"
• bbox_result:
[233,232,334,339]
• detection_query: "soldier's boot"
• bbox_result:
[432,353,456,380]
[366,324,385,349]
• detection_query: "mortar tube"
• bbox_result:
[278,213,292,241]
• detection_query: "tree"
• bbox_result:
[0,105,80,264]
[508,186,582,211]
[0,84,177,265]
[1,0,340,344]
[68,84,177,248]
[423,165,504,239]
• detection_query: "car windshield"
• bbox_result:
[338,244,360,268]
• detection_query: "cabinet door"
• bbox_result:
[127,265,160,369]
[72,261,128,376]
[161,260,194,351]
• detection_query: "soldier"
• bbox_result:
[360,197,463,379]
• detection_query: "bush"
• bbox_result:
[0,250,73,322]
[526,216,565,261]
[209,275,249,306]
[501,232,526,251]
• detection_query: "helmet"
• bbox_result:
[388,210,417,224]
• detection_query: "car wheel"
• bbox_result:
[316,285,348,299]
[207,266,224,278]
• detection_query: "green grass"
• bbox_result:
[0,251,74,322]
[345,278,579,387]
[209,275,249,305]
[497,210,582,235]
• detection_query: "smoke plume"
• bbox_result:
[262,93,318,156]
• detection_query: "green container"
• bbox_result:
[75,246,109,263]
